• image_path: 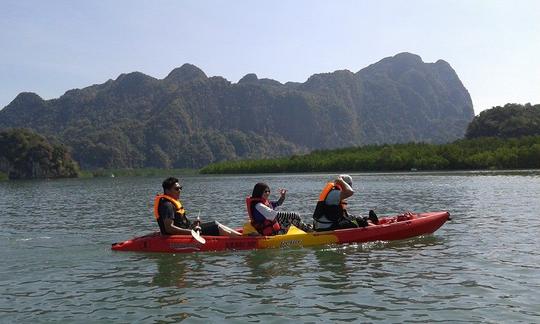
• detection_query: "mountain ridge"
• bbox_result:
[0,52,474,169]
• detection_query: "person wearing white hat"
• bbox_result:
[312,174,378,231]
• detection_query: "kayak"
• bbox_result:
[111,211,450,253]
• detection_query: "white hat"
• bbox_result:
[339,174,353,187]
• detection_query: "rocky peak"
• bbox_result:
[6,92,44,109]
[115,72,156,84]
[165,64,208,83]
[238,73,258,84]
[391,52,424,65]
[359,52,425,78]
[301,70,356,92]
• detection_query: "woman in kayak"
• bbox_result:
[155,177,241,237]
[247,182,313,235]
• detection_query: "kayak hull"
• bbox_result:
[111,211,450,253]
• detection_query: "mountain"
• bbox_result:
[0,53,474,169]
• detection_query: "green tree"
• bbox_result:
[0,128,79,179]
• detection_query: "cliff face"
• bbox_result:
[0,53,474,169]
[356,53,474,144]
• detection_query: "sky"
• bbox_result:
[1,0,539,114]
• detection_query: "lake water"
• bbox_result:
[1,171,539,323]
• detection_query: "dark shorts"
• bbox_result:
[200,221,220,236]
[315,216,364,231]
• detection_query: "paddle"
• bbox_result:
[191,211,206,244]
[191,229,206,244]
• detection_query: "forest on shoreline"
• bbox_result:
[200,136,540,174]
[3,135,538,179]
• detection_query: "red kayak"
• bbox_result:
[111,211,450,253]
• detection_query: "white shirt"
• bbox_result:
[255,202,278,220]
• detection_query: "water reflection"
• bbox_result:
[313,248,354,290]
[147,253,207,290]
[149,254,190,288]
[242,248,310,284]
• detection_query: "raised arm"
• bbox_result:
[335,177,354,200]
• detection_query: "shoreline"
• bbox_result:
[3,168,538,182]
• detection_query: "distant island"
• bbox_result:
[0,53,473,171]
[201,103,540,174]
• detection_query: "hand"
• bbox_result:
[279,188,287,198]
[194,225,202,233]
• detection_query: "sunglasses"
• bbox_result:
[264,190,271,193]
[173,186,183,192]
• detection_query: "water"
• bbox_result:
[1,171,539,323]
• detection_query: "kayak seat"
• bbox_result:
[242,222,261,236]
[285,225,306,235]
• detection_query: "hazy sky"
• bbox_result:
[1,0,539,114]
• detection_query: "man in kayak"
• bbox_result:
[154,177,241,237]
[312,174,378,231]
[247,182,313,235]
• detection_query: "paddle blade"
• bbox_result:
[191,229,206,244]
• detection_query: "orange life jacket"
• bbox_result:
[313,182,347,223]
[319,182,347,208]
[153,194,189,233]
[153,194,185,219]
[245,196,281,236]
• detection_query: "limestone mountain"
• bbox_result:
[0,53,474,169]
